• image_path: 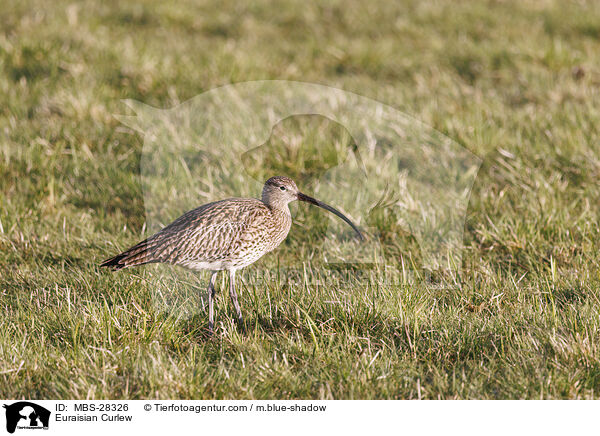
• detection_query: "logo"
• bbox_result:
[3,402,50,434]
[116,80,482,318]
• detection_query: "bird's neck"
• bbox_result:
[262,198,291,216]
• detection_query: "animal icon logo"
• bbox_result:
[3,402,50,434]
[112,80,481,323]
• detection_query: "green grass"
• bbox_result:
[2,0,600,399]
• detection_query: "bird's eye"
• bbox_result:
[280,186,286,190]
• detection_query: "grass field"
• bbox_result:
[2,0,600,399]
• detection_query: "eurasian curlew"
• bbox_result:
[101,176,363,333]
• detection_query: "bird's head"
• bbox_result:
[261,176,363,240]
[261,176,299,207]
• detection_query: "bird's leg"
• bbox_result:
[229,270,243,325]
[207,271,218,334]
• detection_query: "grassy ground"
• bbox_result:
[2,0,600,399]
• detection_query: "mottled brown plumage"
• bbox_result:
[101,176,362,333]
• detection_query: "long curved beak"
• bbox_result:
[297,192,364,241]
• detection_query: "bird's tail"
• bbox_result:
[100,239,159,270]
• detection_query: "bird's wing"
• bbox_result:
[100,199,266,269]
[169,214,251,265]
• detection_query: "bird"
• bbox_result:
[100,176,363,334]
